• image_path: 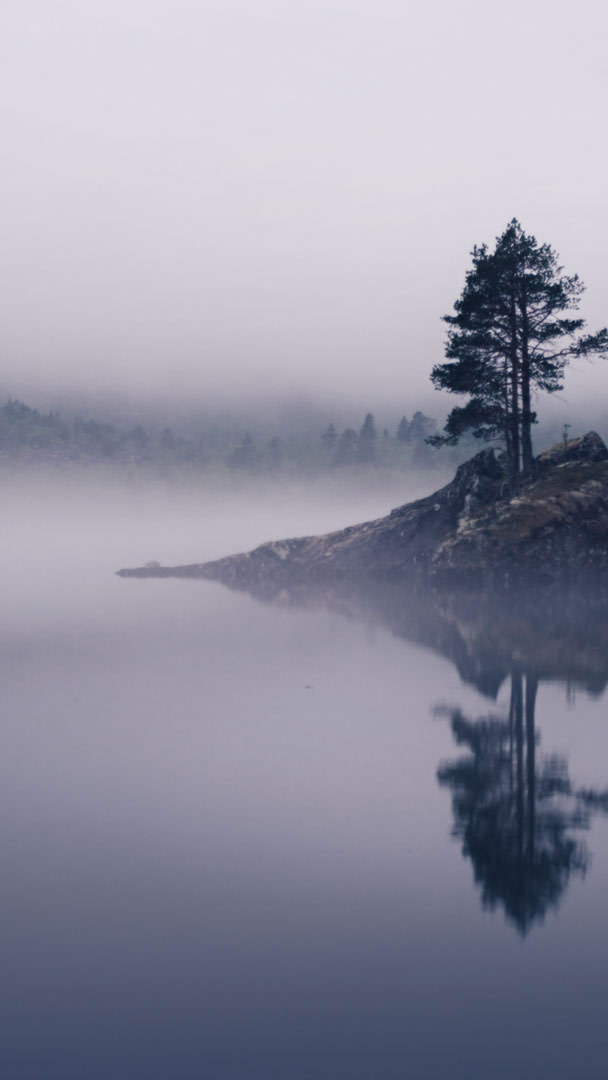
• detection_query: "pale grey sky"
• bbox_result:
[1,0,607,411]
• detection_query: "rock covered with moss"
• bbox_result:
[434,433,608,582]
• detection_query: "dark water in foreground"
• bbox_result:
[2,475,608,1079]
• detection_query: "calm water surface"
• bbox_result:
[2,471,607,1079]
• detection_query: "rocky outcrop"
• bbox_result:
[432,446,608,583]
[117,432,608,587]
[536,430,608,469]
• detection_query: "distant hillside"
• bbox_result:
[0,396,455,475]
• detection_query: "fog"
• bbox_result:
[1,467,445,634]
[2,0,608,414]
[3,4,608,1075]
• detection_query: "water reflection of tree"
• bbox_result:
[436,673,600,935]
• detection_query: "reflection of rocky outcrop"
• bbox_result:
[428,585,608,696]
[436,678,597,936]
[284,580,608,697]
[127,553,608,698]
[118,433,608,586]
[141,572,608,698]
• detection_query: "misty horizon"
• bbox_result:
[2,0,607,419]
[3,4,608,1077]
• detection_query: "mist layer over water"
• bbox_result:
[2,468,608,1079]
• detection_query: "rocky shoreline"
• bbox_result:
[117,432,608,588]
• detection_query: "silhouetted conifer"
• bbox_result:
[431,220,608,477]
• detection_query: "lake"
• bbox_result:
[2,468,608,1079]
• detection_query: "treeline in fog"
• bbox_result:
[0,397,456,474]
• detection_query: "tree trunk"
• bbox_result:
[521,375,533,471]
[525,674,538,859]
[509,292,521,477]
[519,286,534,471]
[509,674,515,794]
[503,357,514,478]
[513,672,524,860]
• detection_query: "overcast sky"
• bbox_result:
[1,0,607,413]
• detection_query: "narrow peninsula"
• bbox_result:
[118,432,608,588]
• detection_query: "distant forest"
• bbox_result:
[0,398,450,473]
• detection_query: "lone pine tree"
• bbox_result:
[430,220,608,477]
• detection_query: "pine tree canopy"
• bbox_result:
[430,220,608,476]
